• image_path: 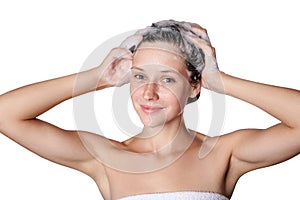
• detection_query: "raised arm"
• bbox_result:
[222,73,300,171]
[187,27,300,174]
[0,48,133,174]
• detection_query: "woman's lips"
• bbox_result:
[140,105,164,114]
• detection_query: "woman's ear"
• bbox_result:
[190,82,201,99]
[187,83,201,104]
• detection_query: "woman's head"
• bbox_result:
[130,41,196,127]
[129,20,207,103]
[127,20,209,127]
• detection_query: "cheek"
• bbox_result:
[130,84,147,112]
[164,85,191,106]
[130,82,142,101]
[157,87,188,112]
[160,89,177,103]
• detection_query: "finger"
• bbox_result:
[112,48,134,60]
[102,48,132,72]
[188,23,211,44]
[110,57,132,72]
[185,35,213,54]
[185,36,218,67]
[115,59,133,87]
[180,29,210,48]
[119,34,143,53]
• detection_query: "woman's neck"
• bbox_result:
[125,115,195,153]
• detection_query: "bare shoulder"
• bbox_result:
[192,131,243,195]
[192,130,252,169]
[192,130,234,159]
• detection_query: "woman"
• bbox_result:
[0,20,299,200]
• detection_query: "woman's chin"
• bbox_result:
[141,117,166,128]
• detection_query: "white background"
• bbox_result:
[0,0,299,199]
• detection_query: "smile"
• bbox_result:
[140,105,164,114]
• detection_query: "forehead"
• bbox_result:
[132,42,188,78]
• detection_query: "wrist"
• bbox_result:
[73,68,110,97]
[87,67,111,90]
[203,71,227,94]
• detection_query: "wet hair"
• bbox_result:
[139,22,205,103]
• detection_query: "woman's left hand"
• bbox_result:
[184,26,225,93]
[198,39,224,93]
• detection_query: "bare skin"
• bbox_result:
[0,28,300,200]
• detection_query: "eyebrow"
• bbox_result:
[132,67,180,75]
[131,67,144,71]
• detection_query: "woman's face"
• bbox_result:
[130,41,198,127]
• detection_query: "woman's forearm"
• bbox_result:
[0,68,105,121]
[0,47,132,123]
[222,72,300,129]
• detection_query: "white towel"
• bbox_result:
[118,191,229,200]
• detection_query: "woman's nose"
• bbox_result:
[143,83,159,101]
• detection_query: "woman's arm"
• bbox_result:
[0,69,101,172]
[0,48,132,173]
[186,26,300,173]
[222,73,300,171]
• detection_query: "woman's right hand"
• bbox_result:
[96,34,143,88]
[96,48,133,88]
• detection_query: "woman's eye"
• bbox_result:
[134,74,145,80]
[162,78,175,83]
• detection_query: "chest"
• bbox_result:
[102,148,230,198]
